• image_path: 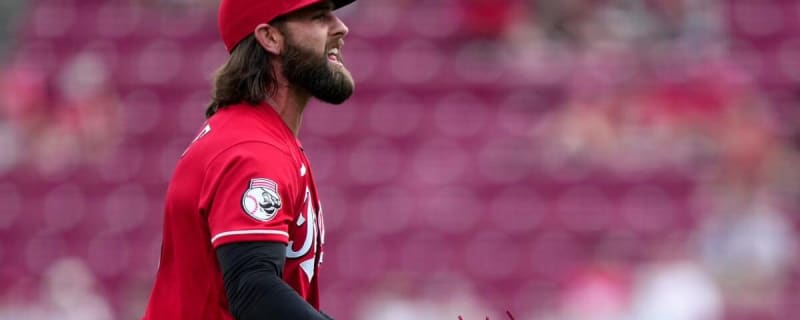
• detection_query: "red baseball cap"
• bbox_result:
[219,0,356,53]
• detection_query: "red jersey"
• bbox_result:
[142,103,326,320]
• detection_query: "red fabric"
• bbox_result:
[142,103,326,319]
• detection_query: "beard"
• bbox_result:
[281,37,355,104]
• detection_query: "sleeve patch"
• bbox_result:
[241,178,282,222]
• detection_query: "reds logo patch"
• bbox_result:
[241,178,282,221]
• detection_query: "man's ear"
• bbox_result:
[254,23,283,55]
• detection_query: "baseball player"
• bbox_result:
[142,0,356,319]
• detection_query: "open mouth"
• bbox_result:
[327,48,343,66]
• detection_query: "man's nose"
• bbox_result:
[330,14,349,38]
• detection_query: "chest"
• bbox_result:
[286,150,325,259]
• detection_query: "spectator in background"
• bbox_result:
[0,49,122,175]
[458,0,525,40]
[357,275,490,320]
[629,234,722,320]
[0,258,113,320]
[0,0,25,62]
[0,63,42,174]
[695,103,796,318]
[557,251,631,320]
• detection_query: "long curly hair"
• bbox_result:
[205,22,286,118]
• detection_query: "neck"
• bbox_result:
[266,84,311,137]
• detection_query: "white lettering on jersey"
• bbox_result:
[192,124,211,143]
[317,203,325,246]
[181,123,211,157]
[317,203,325,264]
[286,186,317,282]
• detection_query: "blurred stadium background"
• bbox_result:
[1,0,799,319]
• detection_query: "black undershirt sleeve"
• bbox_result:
[216,242,332,320]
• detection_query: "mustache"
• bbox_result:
[327,39,344,50]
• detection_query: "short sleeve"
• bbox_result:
[201,141,302,248]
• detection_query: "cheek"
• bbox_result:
[300,38,327,56]
[285,29,324,52]
[305,31,329,53]
[317,37,329,53]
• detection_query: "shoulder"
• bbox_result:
[189,104,295,161]
[211,141,296,171]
